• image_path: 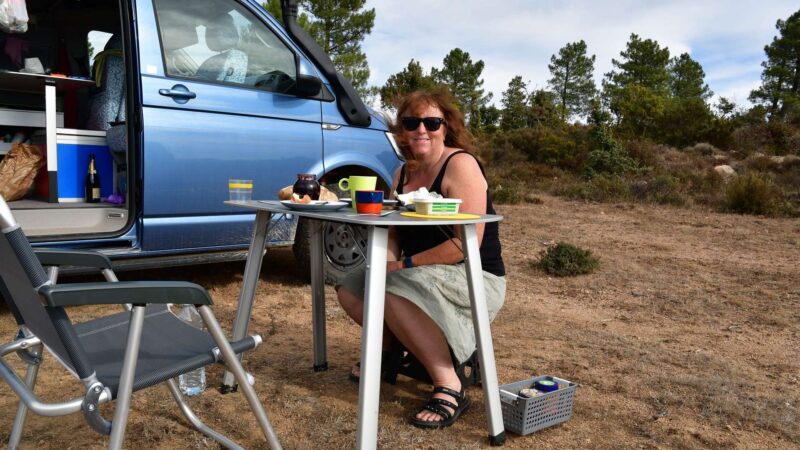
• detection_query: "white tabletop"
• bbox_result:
[0,70,95,92]
[225,200,502,226]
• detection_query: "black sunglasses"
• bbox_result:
[401,116,446,132]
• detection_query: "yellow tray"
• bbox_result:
[400,211,480,220]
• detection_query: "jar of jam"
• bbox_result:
[293,173,320,200]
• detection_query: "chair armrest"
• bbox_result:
[34,249,113,270]
[38,281,213,307]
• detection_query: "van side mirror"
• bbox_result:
[294,73,322,97]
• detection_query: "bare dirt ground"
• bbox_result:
[1,194,798,449]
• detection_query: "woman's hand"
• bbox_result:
[386,260,404,274]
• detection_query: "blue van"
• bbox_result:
[0,0,401,282]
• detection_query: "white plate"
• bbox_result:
[279,200,349,211]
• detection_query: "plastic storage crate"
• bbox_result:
[499,375,577,435]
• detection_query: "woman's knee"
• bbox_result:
[337,287,363,316]
[383,292,426,323]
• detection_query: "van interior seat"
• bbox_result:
[86,34,125,132]
[86,34,126,167]
[195,14,248,84]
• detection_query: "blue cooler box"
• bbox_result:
[54,129,112,202]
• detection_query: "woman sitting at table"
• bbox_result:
[336,88,506,429]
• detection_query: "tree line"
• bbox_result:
[264,2,798,142]
[263,2,798,215]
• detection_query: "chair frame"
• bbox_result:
[0,196,281,450]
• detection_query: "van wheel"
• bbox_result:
[292,185,367,284]
[293,218,368,285]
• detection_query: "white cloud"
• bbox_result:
[363,0,798,107]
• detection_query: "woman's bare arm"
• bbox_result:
[402,152,488,268]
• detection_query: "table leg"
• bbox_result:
[460,224,506,446]
[221,210,272,392]
[309,219,327,371]
[355,226,388,450]
[45,81,57,203]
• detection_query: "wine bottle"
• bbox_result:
[85,154,101,203]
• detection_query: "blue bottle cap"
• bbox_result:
[534,379,559,392]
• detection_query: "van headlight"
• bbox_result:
[385,132,404,161]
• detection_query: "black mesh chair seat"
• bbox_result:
[73,304,256,397]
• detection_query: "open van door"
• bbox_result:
[0,0,135,247]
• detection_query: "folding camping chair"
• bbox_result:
[0,195,282,450]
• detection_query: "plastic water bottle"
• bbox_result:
[176,305,206,396]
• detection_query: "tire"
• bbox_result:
[293,183,368,285]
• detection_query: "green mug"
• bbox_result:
[339,176,377,210]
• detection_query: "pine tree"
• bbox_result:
[264,0,376,96]
[547,40,597,122]
[500,76,529,130]
[604,34,671,94]
[528,89,559,127]
[379,60,437,110]
[749,9,800,121]
[602,34,671,136]
[263,0,313,29]
[478,104,501,133]
[669,53,712,100]
[660,53,714,146]
[430,48,491,127]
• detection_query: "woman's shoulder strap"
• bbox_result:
[397,164,407,194]
[432,150,484,189]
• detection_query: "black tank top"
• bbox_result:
[397,151,505,277]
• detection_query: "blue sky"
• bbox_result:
[362,0,799,109]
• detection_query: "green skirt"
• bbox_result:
[338,263,506,364]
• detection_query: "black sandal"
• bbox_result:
[409,386,471,429]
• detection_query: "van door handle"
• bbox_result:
[158,85,196,103]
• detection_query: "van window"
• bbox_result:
[153,0,297,93]
[88,31,113,66]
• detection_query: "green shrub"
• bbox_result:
[487,126,590,171]
[625,139,664,168]
[684,142,719,156]
[629,174,685,205]
[555,174,628,202]
[724,172,786,216]
[658,147,708,173]
[655,97,716,147]
[731,122,799,156]
[584,146,638,178]
[680,168,725,206]
[537,242,600,277]
[488,175,526,204]
[584,126,638,178]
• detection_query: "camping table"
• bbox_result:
[222,200,506,448]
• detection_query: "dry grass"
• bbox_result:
[1,195,799,449]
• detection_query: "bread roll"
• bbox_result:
[319,186,338,202]
[278,185,294,200]
[291,193,311,204]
